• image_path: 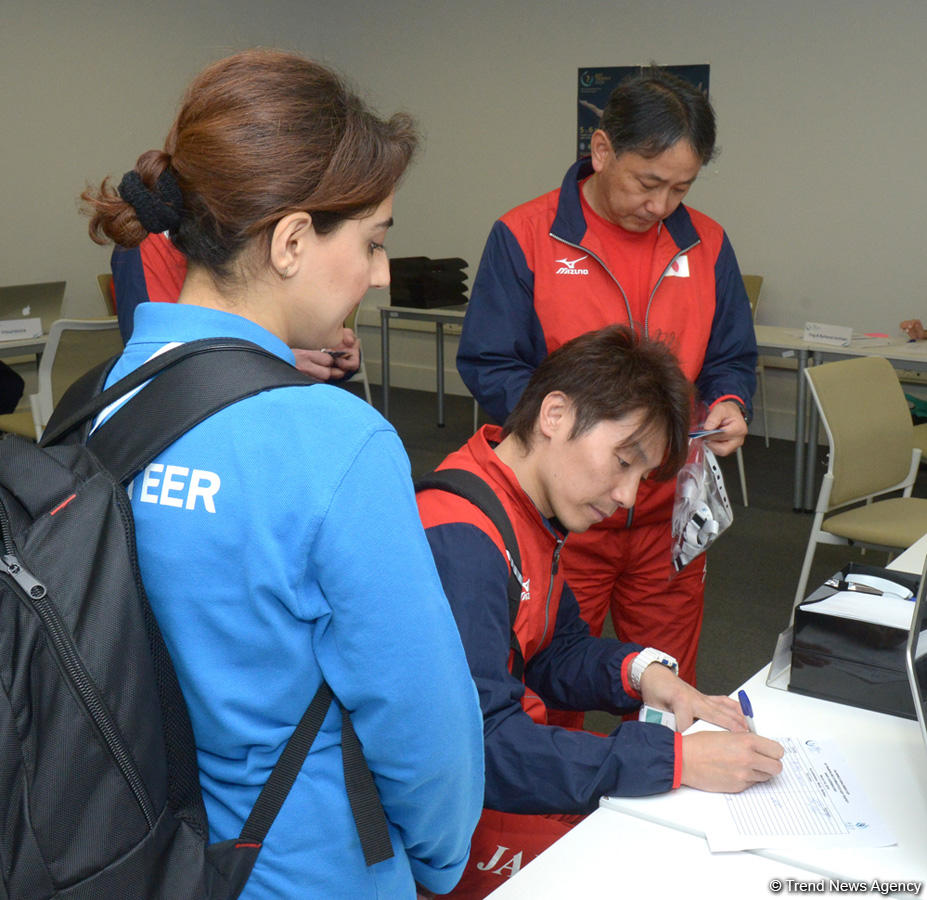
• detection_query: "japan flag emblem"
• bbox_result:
[665,256,690,278]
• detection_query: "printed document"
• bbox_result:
[706,736,895,851]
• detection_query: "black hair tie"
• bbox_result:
[118,168,184,234]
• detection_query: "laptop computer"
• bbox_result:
[904,554,927,750]
[0,281,66,335]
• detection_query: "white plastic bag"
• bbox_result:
[671,439,733,571]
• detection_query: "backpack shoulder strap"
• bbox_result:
[238,683,393,867]
[415,468,526,680]
[43,338,262,446]
[45,339,314,483]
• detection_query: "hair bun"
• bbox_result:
[118,168,184,234]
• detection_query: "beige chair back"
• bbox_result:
[97,273,116,315]
[32,318,123,435]
[806,356,914,509]
[0,408,37,439]
[742,274,763,319]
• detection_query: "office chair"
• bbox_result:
[0,403,36,439]
[910,413,927,468]
[793,355,927,606]
[742,275,768,446]
[27,318,123,439]
[97,273,116,315]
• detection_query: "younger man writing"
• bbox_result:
[416,326,782,898]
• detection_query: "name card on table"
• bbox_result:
[0,317,42,341]
[802,321,853,347]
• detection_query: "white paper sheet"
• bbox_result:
[705,736,896,852]
[803,591,915,630]
[0,317,42,340]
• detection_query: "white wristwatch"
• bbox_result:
[630,647,679,692]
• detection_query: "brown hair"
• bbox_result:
[82,49,418,281]
[503,325,692,480]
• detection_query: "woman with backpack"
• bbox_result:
[81,49,483,899]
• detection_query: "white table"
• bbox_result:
[0,334,46,361]
[603,668,927,885]
[488,537,927,898]
[486,794,815,898]
[490,665,927,898]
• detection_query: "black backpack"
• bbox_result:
[415,468,526,679]
[0,339,391,899]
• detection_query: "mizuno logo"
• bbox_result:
[555,255,589,275]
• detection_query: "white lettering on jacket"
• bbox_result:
[554,255,589,275]
[476,844,524,877]
[127,463,221,513]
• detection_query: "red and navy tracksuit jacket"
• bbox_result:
[457,158,757,527]
[416,425,681,813]
[110,232,186,341]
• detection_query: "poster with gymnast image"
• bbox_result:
[577,65,710,159]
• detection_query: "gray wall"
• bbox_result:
[1,0,338,314]
[3,1,926,433]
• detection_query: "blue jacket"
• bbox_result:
[417,426,681,815]
[105,302,484,899]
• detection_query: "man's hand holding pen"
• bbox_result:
[639,663,784,793]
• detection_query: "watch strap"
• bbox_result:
[630,647,679,693]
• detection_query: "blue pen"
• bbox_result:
[738,689,756,733]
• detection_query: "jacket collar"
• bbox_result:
[551,157,700,252]
[466,425,568,542]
